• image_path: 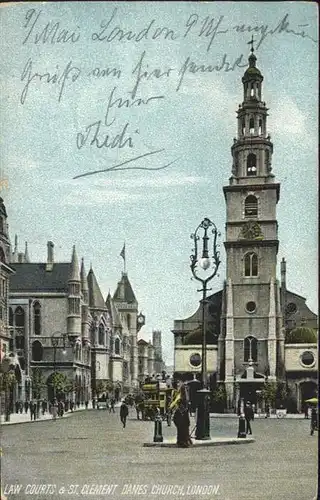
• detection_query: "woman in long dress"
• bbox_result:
[172,382,192,448]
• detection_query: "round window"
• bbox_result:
[189,353,202,367]
[286,302,297,315]
[246,301,256,313]
[300,351,315,367]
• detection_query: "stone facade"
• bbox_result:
[172,50,318,412]
[8,239,151,404]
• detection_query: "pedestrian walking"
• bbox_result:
[24,400,29,414]
[244,401,254,435]
[19,401,23,414]
[310,407,318,435]
[304,403,309,419]
[41,399,47,415]
[110,397,115,413]
[265,403,270,418]
[85,400,88,409]
[51,399,58,420]
[58,400,64,417]
[120,400,129,428]
[15,401,19,414]
[30,401,37,421]
[36,400,41,418]
[70,400,74,412]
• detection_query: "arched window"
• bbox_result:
[258,119,262,135]
[244,336,258,362]
[247,154,257,176]
[265,150,270,169]
[0,246,5,263]
[250,83,254,97]
[34,302,41,335]
[127,314,131,329]
[244,253,258,277]
[15,307,25,328]
[242,118,245,136]
[114,338,120,355]
[16,336,25,349]
[9,307,13,326]
[244,195,258,217]
[32,340,43,361]
[99,324,105,345]
[249,117,254,135]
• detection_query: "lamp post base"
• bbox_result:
[195,389,211,440]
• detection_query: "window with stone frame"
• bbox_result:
[246,153,257,176]
[244,195,258,217]
[15,306,25,331]
[9,307,13,326]
[32,340,43,361]
[98,324,105,345]
[244,336,258,362]
[114,337,120,355]
[34,301,41,335]
[244,252,258,277]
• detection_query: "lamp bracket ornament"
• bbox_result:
[190,218,221,285]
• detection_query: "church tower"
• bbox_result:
[222,45,281,407]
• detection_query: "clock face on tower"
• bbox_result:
[137,313,145,324]
[239,221,264,240]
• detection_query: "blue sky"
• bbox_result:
[1,2,318,364]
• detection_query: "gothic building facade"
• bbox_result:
[173,50,318,412]
[7,237,151,404]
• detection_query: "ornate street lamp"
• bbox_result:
[50,332,80,400]
[190,217,220,439]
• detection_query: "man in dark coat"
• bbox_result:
[244,402,254,434]
[30,400,37,421]
[120,400,129,428]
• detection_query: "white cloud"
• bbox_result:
[269,96,308,137]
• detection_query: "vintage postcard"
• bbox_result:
[0,2,318,500]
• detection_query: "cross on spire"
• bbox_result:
[248,35,255,53]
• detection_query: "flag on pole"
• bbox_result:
[120,243,125,261]
[120,243,126,272]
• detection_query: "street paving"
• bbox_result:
[0,408,317,500]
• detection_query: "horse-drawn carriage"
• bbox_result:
[136,383,174,421]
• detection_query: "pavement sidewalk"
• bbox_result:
[0,404,89,425]
[1,401,123,425]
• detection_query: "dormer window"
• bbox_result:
[247,154,257,176]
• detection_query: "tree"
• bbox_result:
[0,371,16,392]
[212,384,227,412]
[261,382,277,407]
[95,380,106,397]
[31,368,46,399]
[50,372,70,397]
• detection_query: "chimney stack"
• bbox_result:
[46,241,54,271]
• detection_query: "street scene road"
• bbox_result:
[1,409,317,500]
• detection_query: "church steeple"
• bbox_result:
[222,47,281,409]
[231,43,274,182]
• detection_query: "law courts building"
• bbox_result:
[173,49,318,412]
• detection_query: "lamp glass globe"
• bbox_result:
[198,257,210,270]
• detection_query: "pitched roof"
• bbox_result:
[113,272,137,304]
[87,267,106,309]
[106,293,122,328]
[10,263,71,293]
[137,339,149,346]
[69,245,80,281]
